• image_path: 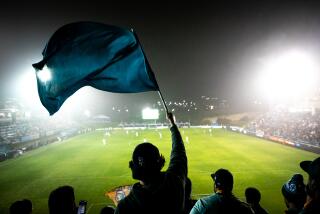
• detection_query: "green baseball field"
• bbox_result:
[0,128,318,213]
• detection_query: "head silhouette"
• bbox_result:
[48,185,76,214]
[245,187,261,205]
[100,206,115,214]
[211,168,233,194]
[129,142,165,182]
[10,199,32,214]
[300,157,320,199]
[282,174,306,209]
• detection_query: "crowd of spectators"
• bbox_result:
[0,116,81,162]
[0,119,76,145]
[247,110,320,147]
[0,122,40,144]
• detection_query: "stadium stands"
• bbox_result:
[0,100,84,161]
[245,110,320,153]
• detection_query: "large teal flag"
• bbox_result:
[33,22,159,115]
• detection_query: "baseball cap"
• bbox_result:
[282,174,306,202]
[300,157,320,181]
[211,168,233,191]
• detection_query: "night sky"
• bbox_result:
[1,1,320,112]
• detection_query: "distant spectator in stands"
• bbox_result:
[281,174,306,214]
[115,113,187,214]
[299,157,320,214]
[100,206,115,214]
[184,177,197,214]
[48,185,77,214]
[10,199,32,214]
[190,168,253,214]
[245,187,268,214]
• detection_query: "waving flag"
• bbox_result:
[33,22,159,115]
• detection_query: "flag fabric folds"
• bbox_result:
[33,22,159,115]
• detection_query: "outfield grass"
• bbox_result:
[0,128,318,213]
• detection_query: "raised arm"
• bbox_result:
[166,112,188,178]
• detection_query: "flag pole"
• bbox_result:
[131,30,169,115]
[157,90,169,114]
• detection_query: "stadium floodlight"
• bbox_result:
[142,107,159,120]
[48,86,98,117]
[256,50,319,102]
[17,68,44,111]
[25,112,31,118]
[84,110,91,117]
[37,65,52,83]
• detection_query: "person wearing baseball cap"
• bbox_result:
[190,168,253,214]
[115,113,187,214]
[299,157,320,214]
[281,174,306,214]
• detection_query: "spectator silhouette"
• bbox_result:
[281,174,306,214]
[299,157,320,214]
[184,177,197,214]
[48,185,77,214]
[190,168,253,214]
[10,199,32,214]
[100,205,115,214]
[245,187,268,214]
[115,113,187,214]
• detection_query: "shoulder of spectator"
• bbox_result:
[189,199,203,214]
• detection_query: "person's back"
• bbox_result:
[190,169,253,214]
[192,193,252,214]
[115,113,187,214]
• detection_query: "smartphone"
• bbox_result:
[77,200,87,214]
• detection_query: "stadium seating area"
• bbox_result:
[0,123,39,144]
[0,120,74,145]
[247,110,320,147]
[0,113,82,162]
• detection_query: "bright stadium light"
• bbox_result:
[25,112,31,118]
[257,50,319,102]
[142,107,159,120]
[37,65,52,83]
[84,109,91,117]
[54,86,97,116]
[17,67,43,110]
